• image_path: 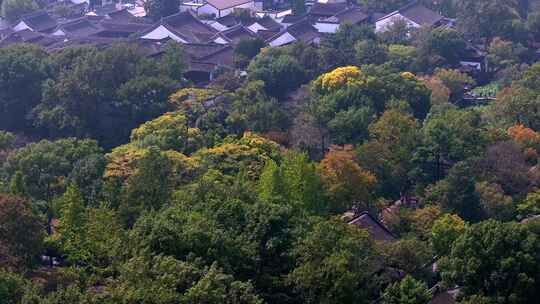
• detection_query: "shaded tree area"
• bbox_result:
[0,43,185,149]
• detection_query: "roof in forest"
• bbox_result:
[347,212,396,242]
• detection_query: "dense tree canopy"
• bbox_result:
[3,2,540,303]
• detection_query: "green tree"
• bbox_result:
[387,44,417,71]
[288,218,377,304]
[144,0,179,20]
[184,263,264,304]
[0,130,15,150]
[161,41,186,81]
[440,220,540,303]
[414,105,487,184]
[430,213,467,257]
[33,44,174,147]
[425,162,483,222]
[357,109,420,198]
[355,40,388,65]
[83,204,124,270]
[102,255,263,304]
[116,75,177,129]
[227,81,288,134]
[3,138,102,203]
[0,194,44,270]
[455,0,520,45]
[517,189,540,217]
[67,154,106,206]
[487,38,527,72]
[381,275,431,304]
[1,0,39,22]
[247,48,306,98]
[434,69,475,103]
[414,27,467,69]
[0,44,48,132]
[57,184,88,264]
[379,237,433,279]
[129,111,202,153]
[320,23,376,68]
[120,147,172,226]
[258,152,326,214]
[234,38,266,69]
[0,270,27,304]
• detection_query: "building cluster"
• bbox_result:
[0,0,457,82]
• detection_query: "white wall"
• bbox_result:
[247,22,266,33]
[213,36,229,44]
[314,22,339,33]
[13,21,31,32]
[198,1,255,18]
[375,14,419,32]
[52,29,66,36]
[141,25,187,43]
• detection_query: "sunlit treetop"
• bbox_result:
[507,124,540,147]
[400,71,416,79]
[313,66,373,93]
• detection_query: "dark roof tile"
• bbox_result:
[309,3,348,18]
[220,24,256,43]
[348,212,396,242]
[19,10,58,32]
[324,7,369,24]
[400,2,443,26]
[216,14,239,27]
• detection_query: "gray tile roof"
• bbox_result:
[205,0,253,10]
[399,2,443,26]
[309,2,348,18]
[348,212,396,242]
[19,10,58,32]
[161,11,218,43]
[323,7,369,24]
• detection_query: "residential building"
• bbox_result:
[375,1,444,32]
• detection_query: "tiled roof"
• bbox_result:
[183,42,230,59]
[256,16,282,31]
[399,2,443,26]
[378,2,443,27]
[281,14,306,24]
[286,19,320,43]
[309,2,348,18]
[19,10,58,32]
[184,43,234,73]
[348,212,396,242]
[323,7,369,24]
[56,17,102,37]
[106,9,139,23]
[219,24,256,43]
[256,29,279,40]
[216,14,239,27]
[161,11,218,43]
[206,0,253,10]
[96,21,152,38]
[0,30,61,47]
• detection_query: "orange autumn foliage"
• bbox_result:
[508,124,540,147]
[318,145,377,212]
